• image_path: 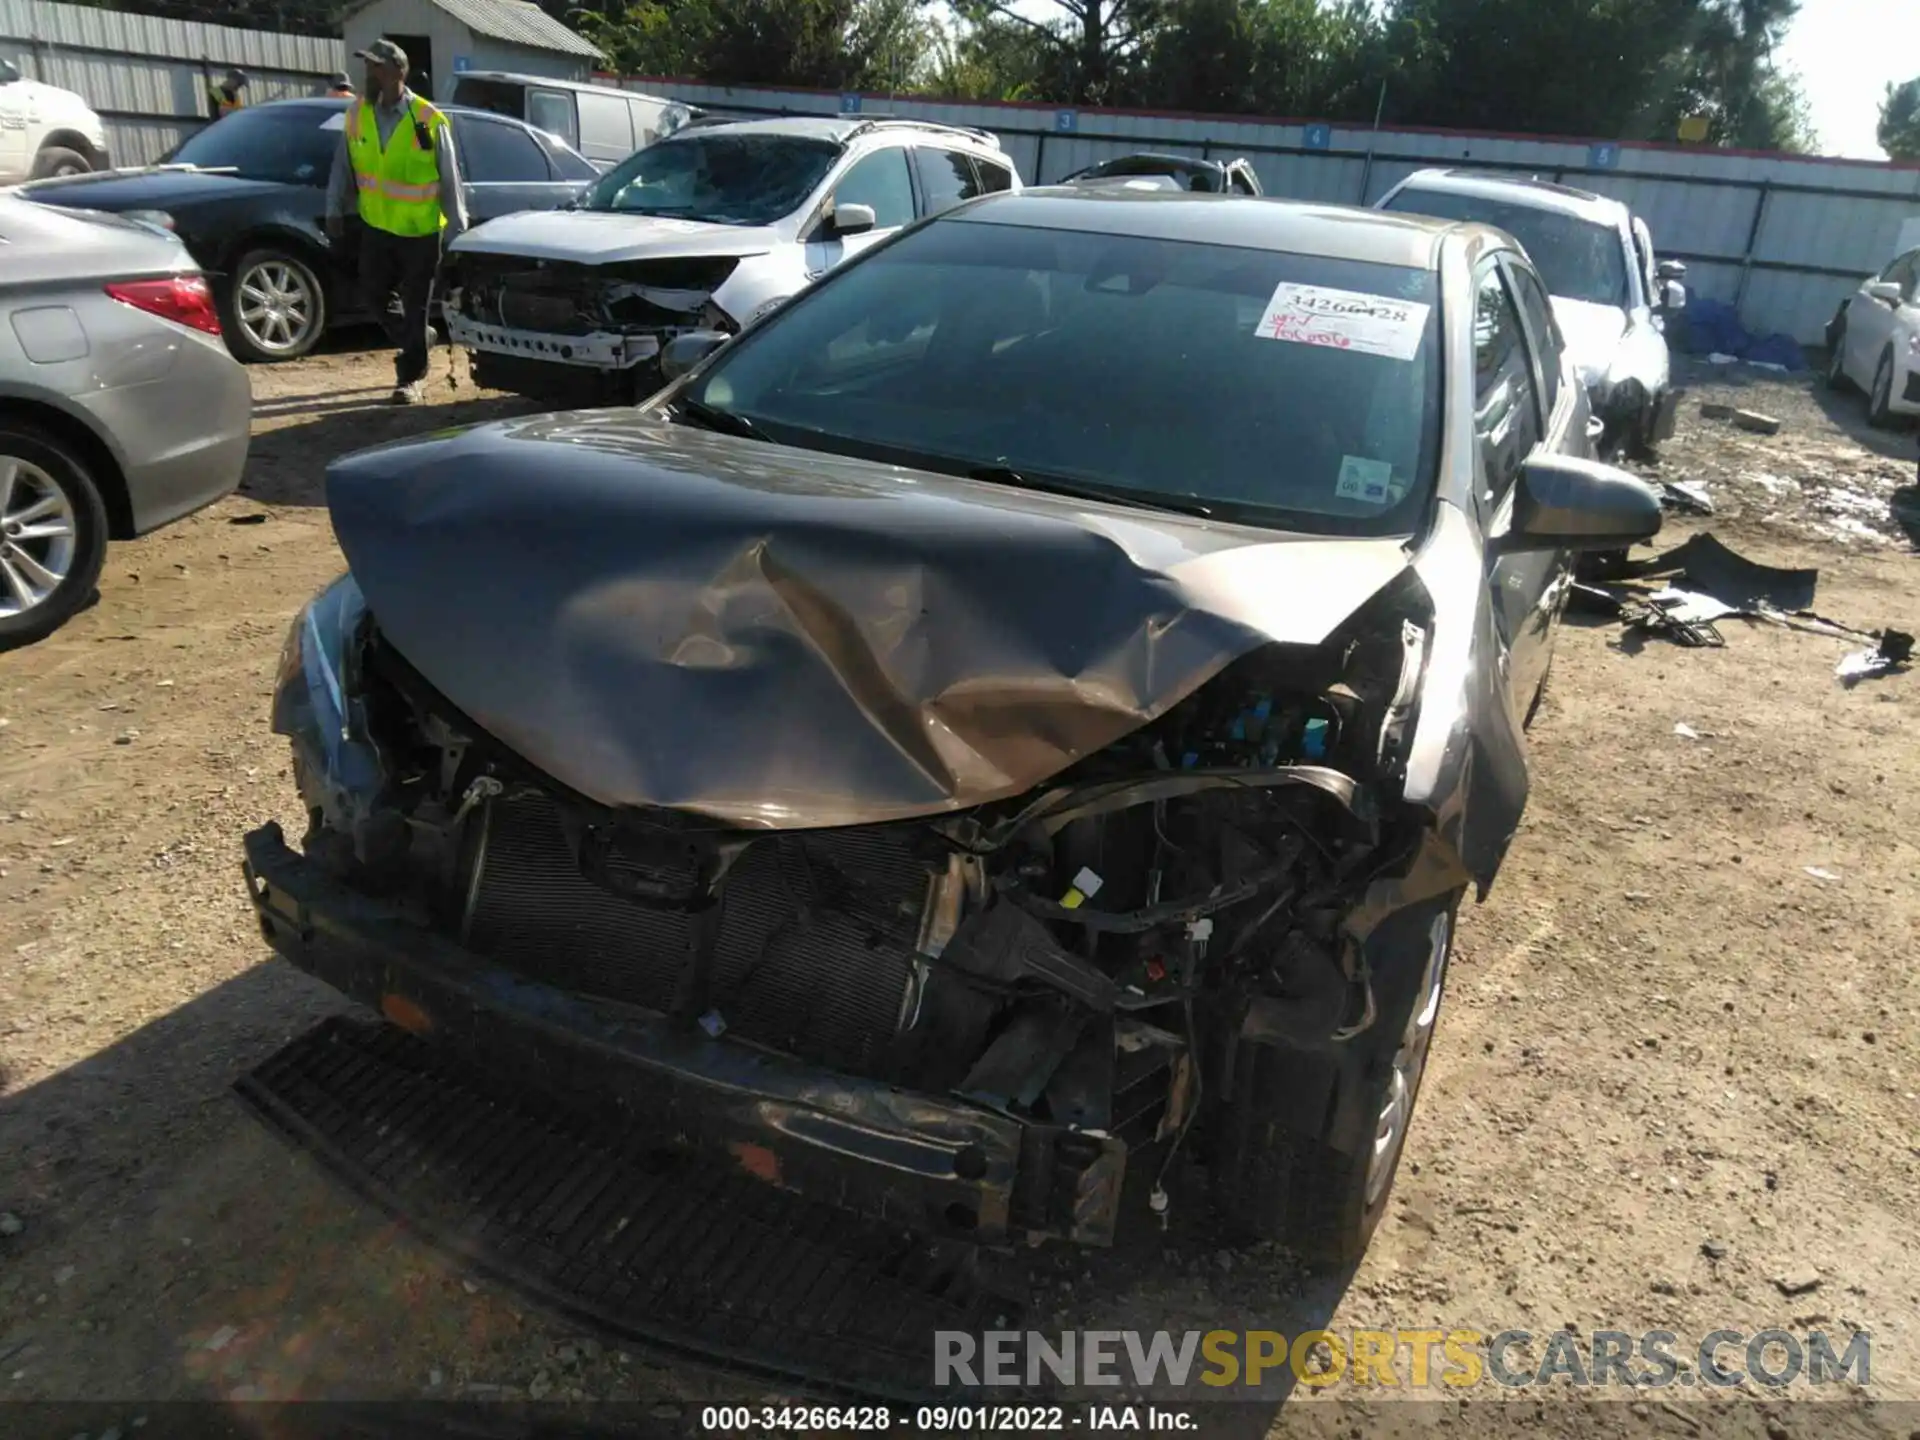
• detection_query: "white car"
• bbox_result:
[1378,169,1687,459]
[443,115,1020,403]
[0,56,109,183]
[1826,246,1920,427]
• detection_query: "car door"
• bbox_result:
[0,59,27,184]
[803,145,914,280]
[452,113,575,225]
[1846,251,1915,379]
[574,88,634,168]
[1471,257,1556,713]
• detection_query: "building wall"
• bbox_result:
[624,77,1920,345]
[342,0,590,103]
[1,0,344,163]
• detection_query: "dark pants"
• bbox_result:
[357,226,440,387]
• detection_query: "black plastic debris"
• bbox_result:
[1630,533,1818,613]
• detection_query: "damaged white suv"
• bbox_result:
[443,114,1019,403]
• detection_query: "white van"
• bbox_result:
[0,56,110,183]
[448,72,689,170]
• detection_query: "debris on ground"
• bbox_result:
[1835,628,1914,686]
[1772,1271,1822,1298]
[1804,867,1840,882]
[1658,479,1715,516]
[1591,533,1909,663]
[1673,723,1701,740]
[1732,410,1782,437]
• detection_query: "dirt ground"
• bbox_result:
[1,345,1918,1436]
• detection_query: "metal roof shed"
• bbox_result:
[341,0,599,103]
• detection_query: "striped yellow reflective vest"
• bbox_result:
[344,93,449,237]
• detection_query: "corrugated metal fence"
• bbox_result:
[0,0,343,167]
[626,78,1920,347]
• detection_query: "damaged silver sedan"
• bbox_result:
[245,188,1661,1265]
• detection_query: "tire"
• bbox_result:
[1824,329,1851,391]
[219,247,328,363]
[0,424,110,652]
[30,145,92,180]
[1867,350,1898,429]
[1208,894,1460,1267]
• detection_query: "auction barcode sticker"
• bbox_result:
[1253,283,1430,360]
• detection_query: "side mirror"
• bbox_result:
[1500,453,1663,555]
[0,59,19,85]
[827,201,876,237]
[1656,259,1687,281]
[1866,281,1904,307]
[659,329,731,382]
[1659,280,1687,312]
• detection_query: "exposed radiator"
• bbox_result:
[460,791,931,1078]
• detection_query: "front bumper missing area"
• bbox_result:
[241,823,1125,1247]
[445,311,661,370]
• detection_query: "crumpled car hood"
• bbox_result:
[325,412,1413,828]
[450,210,778,264]
[1550,296,1629,374]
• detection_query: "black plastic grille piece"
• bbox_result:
[235,1016,1016,1401]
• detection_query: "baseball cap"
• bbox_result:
[355,38,408,68]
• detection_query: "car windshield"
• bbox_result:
[161,106,341,186]
[683,218,1442,537]
[1385,188,1629,308]
[584,133,840,225]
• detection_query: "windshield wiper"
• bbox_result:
[966,466,1218,520]
[670,396,765,442]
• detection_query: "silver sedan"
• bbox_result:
[0,196,251,648]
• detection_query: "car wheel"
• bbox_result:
[1209,896,1459,1266]
[0,424,110,652]
[1868,350,1897,429]
[30,145,93,180]
[1825,329,1851,391]
[221,248,327,363]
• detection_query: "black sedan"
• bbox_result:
[246,189,1661,1270]
[20,99,598,363]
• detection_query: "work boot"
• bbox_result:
[390,381,424,406]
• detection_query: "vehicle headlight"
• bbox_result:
[659,102,692,136]
[272,573,382,803]
[121,209,175,234]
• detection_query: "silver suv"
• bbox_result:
[444,115,1020,403]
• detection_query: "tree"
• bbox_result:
[1375,0,1814,152]
[1882,77,1920,161]
[951,0,1171,104]
[571,0,934,90]
[1145,0,1384,120]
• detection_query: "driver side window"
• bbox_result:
[831,148,914,231]
[1472,267,1543,506]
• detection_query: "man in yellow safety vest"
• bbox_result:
[207,68,248,119]
[322,38,468,404]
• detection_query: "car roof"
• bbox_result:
[674,113,1002,151]
[245,96,585,143]
[1390,167,1628,225]
[957,189,1474,269]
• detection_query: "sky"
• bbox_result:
[1780,0,1920,159]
